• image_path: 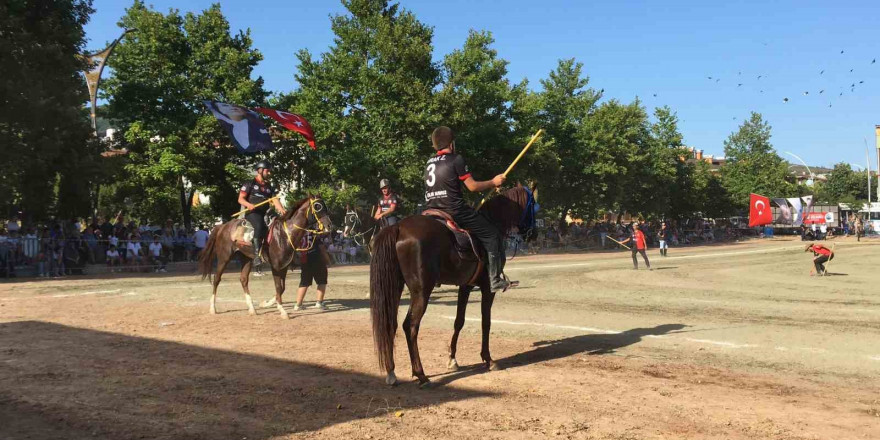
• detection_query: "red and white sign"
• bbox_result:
[803,212,828,224]
[749,193,772,227]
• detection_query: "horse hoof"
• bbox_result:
[209,308,217,315]
[262,299,276,308]
[418,380,434,390]
[488,361,501,371]
[248,309,257,316]
[385,372,398,386]
[447,359,459,372]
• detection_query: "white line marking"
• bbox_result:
[51,289,122,298]
[506,245,805,271]
[869,356,880,362]
[684,338,757,348]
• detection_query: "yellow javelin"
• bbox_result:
[231,196,279,217]
[477,129,544,209]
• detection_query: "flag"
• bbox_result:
[81,29,135,134]
[786,197,803,224]
[772,198,791,224]
[801,195,814,220]
[255,108,316,150]
[204,101,273,154]
[749,193,773,227]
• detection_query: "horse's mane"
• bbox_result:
[279,197,311,221]
[480,186,529,234]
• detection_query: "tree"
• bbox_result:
[816,163,870,205]
[529,59,602,225]
[0,0,98,221]
[287,0,439,206]
[103,1,267,226]
[435,30,518,195]
[720,112,793,209]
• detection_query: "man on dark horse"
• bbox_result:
[424,126,516,292]
[374,179,400,228]
[237,160,286,267]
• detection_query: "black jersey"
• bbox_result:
[240,179,275,214]
[424,151,471,213]
[378,193,400,214]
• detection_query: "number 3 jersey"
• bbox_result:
[424,151,472,213]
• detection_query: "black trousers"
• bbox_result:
[246,212,267,247]
[814,254,832,273]
[632,248,650,268]
[451,208,501,255]
[380,216,399,228]
[299,251,328,287]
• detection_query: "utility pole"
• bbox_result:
[875,125,880,203]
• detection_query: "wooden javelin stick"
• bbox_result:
[607,236,631,250]
[821,242,836,276]
[231,196,279,217]
[477,129,544,209]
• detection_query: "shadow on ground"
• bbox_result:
[0,321,492,440]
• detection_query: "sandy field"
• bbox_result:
[2,237,879,439]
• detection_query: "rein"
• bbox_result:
[281,197,326,252]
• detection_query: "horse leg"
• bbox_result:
[402,281,433,387]
[241,259,256,315]
[272,268,288,319]
[447,285,473,371]
[479,280,500,371]
[209,250,231,315]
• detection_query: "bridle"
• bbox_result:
[281,196,327,252]
[347,210,376,247]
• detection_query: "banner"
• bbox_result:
[749,193,772,227]
[81,29,136,134]
[772,198,791,224]
[254,108,316,150]
[801,195,814,219]
[803,212,827,224]
[204,101,273,154]
[786,197,803,224]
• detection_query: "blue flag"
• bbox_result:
[204,101,273,154]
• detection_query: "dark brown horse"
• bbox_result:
[370,186,537,386]
[198,195,332,319]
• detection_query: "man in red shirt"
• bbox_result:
[806,243,834,276]
[620,222,651,270]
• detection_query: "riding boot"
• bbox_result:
[252,238,263,267]
[487,252,511,292]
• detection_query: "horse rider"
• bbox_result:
[374,178,400,228]
[237,160,286,266]
[424,126,516,292]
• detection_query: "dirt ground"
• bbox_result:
[2,237,879,439]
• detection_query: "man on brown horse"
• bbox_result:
[425,126,516,292]
[237,160,286,267]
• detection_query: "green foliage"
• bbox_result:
[102,1,267,225]
[721,112,794,209]
[815,163,870,205]
[0,0,99,221]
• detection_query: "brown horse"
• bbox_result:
[370,185,537,387]
[198,195,332,319]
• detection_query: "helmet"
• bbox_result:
[255,160,272,171]
[379,179,390,189]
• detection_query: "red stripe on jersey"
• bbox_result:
[458,173,472,181]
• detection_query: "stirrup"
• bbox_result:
[502,273,519,289]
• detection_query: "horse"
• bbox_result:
[344,206,380,249]
[197,195,332,319]
[369,185,537,387]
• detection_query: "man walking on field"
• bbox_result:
[619,223,651,270]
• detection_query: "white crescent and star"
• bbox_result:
[755,200,766,215]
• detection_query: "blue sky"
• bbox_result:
[85,0,880,168]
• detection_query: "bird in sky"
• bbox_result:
[803,91,809,96]
[820,70,824,74]
[859,80,864,84]
[841,50,845,54]
[819,90,824,94]
[872,58,876,64]
[760,90,764,93]
[653,93,657,97]
[783,97,789,102]
[757,75,762,80]
[850,69,854,72]
[715,79,720,83]
[737,83,743,87]
[707,76,712,80]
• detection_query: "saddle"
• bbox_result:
[422,209,484,286]
[231,219,255,248]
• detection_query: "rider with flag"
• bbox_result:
[238,161,286,266]
[424,126,516,292]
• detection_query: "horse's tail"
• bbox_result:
[370,224,404,373]
[198,225,223,281]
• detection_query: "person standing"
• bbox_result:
[149,235,167,273]
[374,179,400,228]
[193,226,209,260]
[293,232,328,311]
[805,243,834,276]
[658,222,669,257]
[619,223,651,270]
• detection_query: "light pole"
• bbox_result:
[784,151,815,186]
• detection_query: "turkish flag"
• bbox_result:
[254,108,316,150]
[748,193,773,227]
